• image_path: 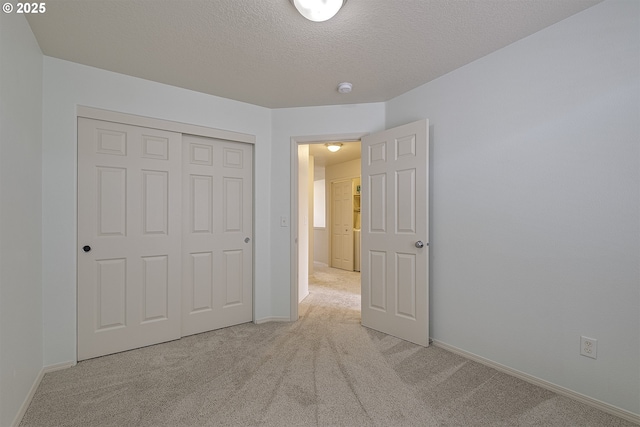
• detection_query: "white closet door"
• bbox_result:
[181,135,253,336]
[77,118,182,361]
[331,180,354,271]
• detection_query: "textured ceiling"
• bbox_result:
[26,0,602,108]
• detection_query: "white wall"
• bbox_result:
[326,158,361,183]
[386,0,639,415]
[41,57,272,366]
[313,166,328,265]
[271,104,385,317]
[0,14,43,427]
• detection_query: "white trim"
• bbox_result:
[254,316,291,324]
[290,132,368,322]
[11,370,43,427]
[433,340,640,425]
[11,361,76,427]
[43,360,76,373]
[77,106,256,144]
[290,137,298,322]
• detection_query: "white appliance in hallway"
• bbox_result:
[354,229,361,272]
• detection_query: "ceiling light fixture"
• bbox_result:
[325,143,343,152]
[290,0,346,22]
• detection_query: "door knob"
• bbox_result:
[415,241,424,249]
[82,245,91,253]
[244,237,251,243]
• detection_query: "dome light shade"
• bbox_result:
[326,143,343,152]
[291,0,345,22]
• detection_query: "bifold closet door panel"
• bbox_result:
[181,134,253,337]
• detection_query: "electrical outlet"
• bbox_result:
[580,336,597,359]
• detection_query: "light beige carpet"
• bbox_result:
[20,264,635,426]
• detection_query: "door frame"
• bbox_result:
[76,106,257,356]
[289,132,367,321]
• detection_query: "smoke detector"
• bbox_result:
[337,82,352,94]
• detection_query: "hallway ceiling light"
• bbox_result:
[325,143,343,152]
[290,0,346,22]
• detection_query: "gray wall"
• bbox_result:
[386,0,639,414]
[0,13,43,427]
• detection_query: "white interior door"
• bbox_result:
[181,135,253,336]
[77,118,182,360]
[331,180,354,271]
[361,119,429,346]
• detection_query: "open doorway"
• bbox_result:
[309,141,361,267]
[290,135,364,320]
[291,120,429,345]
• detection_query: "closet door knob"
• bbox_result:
[83,245,92,253]
[415,241,424,249]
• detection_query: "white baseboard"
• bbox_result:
[43,360,76,373]
[299,290,310,303]
[11,361,75,427]
[254,316,291,324]
[432,340,640,425]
